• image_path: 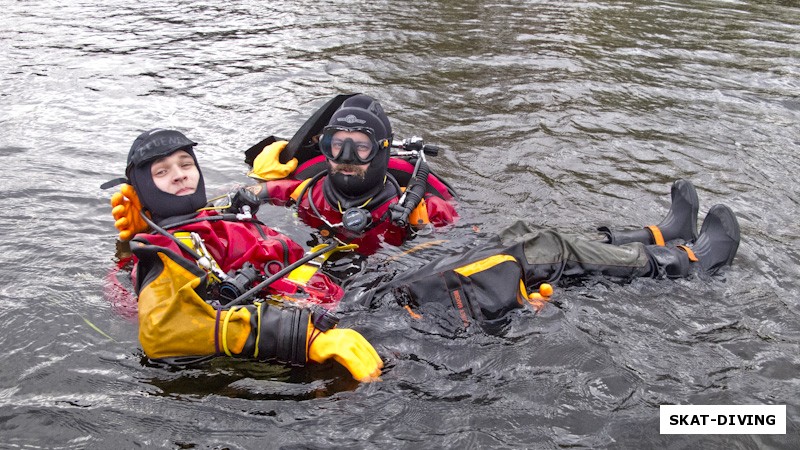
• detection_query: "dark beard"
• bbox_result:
[330,164,367,177]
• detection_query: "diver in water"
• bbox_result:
[239,94,740,334]
[107,97,739,341]
[104,128,382,382]
[377,179,741,334]
[245,94,459,255]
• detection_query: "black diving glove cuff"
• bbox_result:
[246,303,310,366]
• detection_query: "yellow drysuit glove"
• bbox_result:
[248,140,298,181]
[307,322,383,382]
[110,184,150,240]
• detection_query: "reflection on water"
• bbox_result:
[0,0,798,448]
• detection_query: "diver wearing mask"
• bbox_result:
[250,94,459,254]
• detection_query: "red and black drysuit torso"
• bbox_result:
[262,156,458,255]
[128,210,342,365]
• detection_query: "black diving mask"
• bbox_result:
[319,125,389,164]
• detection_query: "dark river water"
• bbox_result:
[1,0,798,448]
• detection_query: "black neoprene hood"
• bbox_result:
[127,129,207,222]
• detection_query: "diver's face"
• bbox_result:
[328,130,371,177]
[150,150,200,196]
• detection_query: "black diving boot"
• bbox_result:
[598,179,699,246]
[644,204,740,278]
[684,204,740,275]
[643,245,693,279]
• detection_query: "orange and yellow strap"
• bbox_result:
[454,254,517,277]
[677,245,699,262]
[646,225,666,246]
[221,305,244,357]
[286,243,358,285]
[403,305,422,319]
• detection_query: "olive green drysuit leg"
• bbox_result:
[498,222,689,285]
[385,207,739,334]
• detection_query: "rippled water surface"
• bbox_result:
[1,0,798,448]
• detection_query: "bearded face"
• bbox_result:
[329,161,368,178]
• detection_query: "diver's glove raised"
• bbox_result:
[307,323,383,382]
[248,140,298,181]
[110,184,150,241]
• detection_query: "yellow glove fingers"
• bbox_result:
[114,216,130,230]
[110,192,125,208]
[334,355,379,382]
[110,184,149,240]
[120,184,139,202]
[248,140,298,181]
[356,333,383,371]
[112,205,125,221]
[334,329,383,381]
[286,158,298,174]
[308,327,383,382]
[132,215,148,231]
[264,140,288,159]
[121,184,144,210]
[114,217,135,241]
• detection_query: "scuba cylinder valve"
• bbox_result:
[391,136,440,157]
[226,188,260,220]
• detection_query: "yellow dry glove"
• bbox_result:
[248,140,298,181]
[307,322,383,382]
[110,184,150,240]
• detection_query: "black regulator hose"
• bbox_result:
[391,159,430,227]
[222,240,339,308]
[139,210,204,261]
[141,210,339,309]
